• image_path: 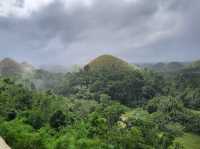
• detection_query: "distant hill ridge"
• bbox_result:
[137,61,186,72]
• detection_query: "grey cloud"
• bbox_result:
[0,0,199,66]
[14,0,24,8]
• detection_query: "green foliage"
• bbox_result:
[0,120,46,149]
[87,112,108,137]
[102,102,128,128]
[106,127,146,149]
[23,111,44,129]
[0,57,200,148]
[164,123,184,137]
[0,78,33,116]
[146,96,184,114]
[6,110,17,121]
[49,110,66,130]
[76,67,146,106]
[147,96,200,134]
[179,88,200,110]
[175,133,200,149]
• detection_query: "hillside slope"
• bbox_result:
[84,55,138,73]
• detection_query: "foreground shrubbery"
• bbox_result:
[0,79,179,148]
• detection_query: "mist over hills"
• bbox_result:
[0,58,80,75]
[40,64,81,73]
[0,58,34,76]
[0,56,198,75]
[0,55,198,97]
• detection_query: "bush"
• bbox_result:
[24,111,44,129]
[0,120,46,149]
[49,110,66,130]
[6,110,17,121]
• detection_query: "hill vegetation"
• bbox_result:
[0,55,199,149]
[175,133,200,149]
[138,62,185,73]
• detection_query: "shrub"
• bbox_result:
[49,110,66,130]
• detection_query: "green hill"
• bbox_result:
[84,55,138,73]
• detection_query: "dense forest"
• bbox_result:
[0,55,200,149]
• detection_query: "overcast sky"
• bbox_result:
[0,0,200,66]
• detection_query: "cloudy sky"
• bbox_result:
[0,0,200,66]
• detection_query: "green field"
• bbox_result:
[175,133,200,149]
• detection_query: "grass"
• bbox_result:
[175,133,200,149]
[87,54,137,72]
